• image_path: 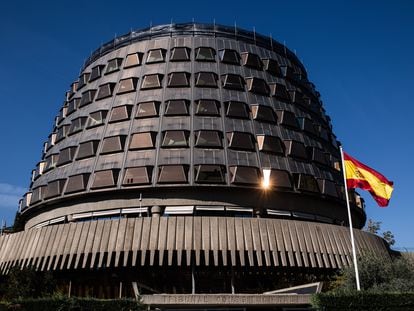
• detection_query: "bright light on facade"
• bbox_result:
[262,168,271,189]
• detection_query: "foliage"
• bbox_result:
[364,218,396,246]
[382,230,396,246]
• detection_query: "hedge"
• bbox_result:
[0,297,145,311]
[312,291,414,311]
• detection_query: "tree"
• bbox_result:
[364,218,395,246]
[382,230,396,246]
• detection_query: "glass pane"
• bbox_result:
[146,49,165,63]
[96,83,114,100]
[109,106,131,123]
[257,135,284,154]
[196,47,215,61]
[57,147,76,166]
[67,98,80,115]
[269,170,292,188]
[142,74,162,89]
[56,125,70,142]
[87,110,108,128]
[227,132,255,151]
[196,99,219,116]
[77,140,99,159]
[129,132,156,150]
[241,53,262,70]
[78,73,90,89]
[229,166,260,184]
[246,77,269,95]
[162,131,188,147]
[45,179,65,199]
[219,49,240,64]
[251,105,276,123]
[158,165,187,183]
[136,101,159,118]
[123,167,152,185]
[89,65,103,81]
[44,154,58,171]
[270,83,290,101]
[196,72,217,87]
[91,170,118,189]
[65,174,90,193]
[124,53,142,68]
[195,131,222,148]
[225,101,249,119]
[222,74,244,90]
[168,72,189,87]
[276,110,298,128]
[106,58,122,74]
[165,100,188,116]
[171,47,190,61]
[68,117,87,135]
[285,140,307,159]
[79,90,96,107]
[296,174,319,193]
[101,136,126,154]
[117,78,136,94]
[263,59,281,76]
[195,165,225,183]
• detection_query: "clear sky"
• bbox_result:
[0,0,412,249]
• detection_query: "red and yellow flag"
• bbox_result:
[344,152,394,207]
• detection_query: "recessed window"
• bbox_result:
[89,65,105,82]
[291,91,310,106]
[269,83,291,101]
[30,185,46,204]
[86,110,108,128]
[195,130,222,148]
[124,52,143,68]
[96,83,116,100]
[141,74,163,89]
[219,49,240,65]
[257,135,284,154]
[47,133,56,150]
[123,166,153,186]
[158,165,188,183]
[170,47,190,61]
[262,59,281,76]
[308,147,329,166]
[195,47,216,61]
[284,140,308,160]
[241,52,263,70]
[246,77,270,96]
[45,179,66,199]
[117,78,138,94]
[57,146,77,166]
[221,74,245,91]
[227,132,255,151]
[229,166,260,185]
[146,48,166,64]
[195,72,218,87]
[275,110,299,129]
[67,98,80,116]
[76,140,100,160]
[162,130,189,148]
[164,99,189,116]
[57,107,67,124]
[129,132,157,150]
[284,66,298,81]
[105,58,123,74]
[195,99,219,116]
[44,154,59,172]
[65,173,90,194]
[297,117,318,135]
[195,165,225,183]
[136,101,160,118]
[91,169,119,189]
[69,82,78,96]
[68,117,87,136]
[56,124,70,142]
[318,179,338,197]
[78,72,90,90]
[79,89,96,107]
[267,169,292,189]
[225,101,249,119]
[101,135,127,154]
[167,72,190,87]
[109,105,133,123]
[294,174,320,193]
[251,105,277,123]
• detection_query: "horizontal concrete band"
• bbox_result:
[0,217,388,274]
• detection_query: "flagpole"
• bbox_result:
[340,145,361,291]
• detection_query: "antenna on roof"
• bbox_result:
[270,33,274,51]
[234,21,237,39]
[283,40,287,55]
[253,26,256,45]
[213,18,216,28]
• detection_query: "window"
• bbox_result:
[251,105,277,123]
[67,98,80,115]
[79,89,96,107]
[30,185,46,204]
[294,174,320,193]
[89,65,105,82]
[284,66,298,81]
[68,117,87,136]
[129,132,156,150]
[195,72,218,87]
[56,146,77,166]
[241,52,262,70]
[195,130,222,148]
[284,140,308,160]
[221,74,245,91]
[105,58,123,74]
[146,48,166,63]
[291,91,309,106]
[195,99,219,116]
[162,130,189,148]
[56,124,70,142]
[44,154,59,172]
[227,132,255,151]
[109,105,133,123]
[57,107,67,124]
[76,140,100,160]
[167,72,190,87]
[141,74,163,89]
[267,169,292,189]
[225,101,249,119]
[164,99,189,116]
[170,47,190,61]
[100,135,127,154]
[158,165,188,183]
[297,117,318,135]
[195,165,225,183]
[45,179,66,199]
[124,52,143,68]
[117,77,138,94]
[122,166,153,186]
[86,110,108,128]
[219,49,240,65]
[91,169,119,189]
[275,110,299,129]
[65,173,90,194]
[195,47,216,61]
[47,133,56,150]
[257,135,284,154]
[96,83,116,100]
[318,179,338,197]
[229,166,260,185]
[136,101,159,118]
[262,59,281,76]
[308,147,329,165]
[78,72,90,89]
[269,83,291,101]
[246,77,270,96]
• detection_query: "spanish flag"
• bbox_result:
[344,152,394,207]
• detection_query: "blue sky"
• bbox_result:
[0,0,412,249]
